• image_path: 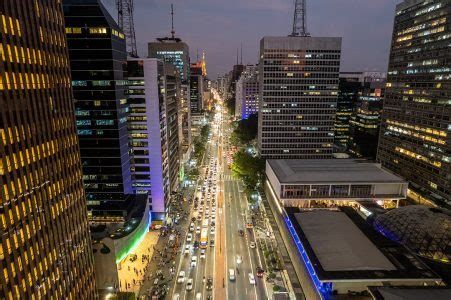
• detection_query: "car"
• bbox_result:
[256,267,264,278]
[206,278,213,290]
[211,215,216,221]
[184,245,190,255]
[200,249,206,259]
[197,215,202,221]
[236,255,242,264]
[189,223,195,232]
[210,227,215,235]
[177,271,185,283]
[191,256,197,267]
[249,242,256,248]
[248,273,256,285]
[186,233,193,242]
[196,226,201,234]
[195,293,202,300]
[186,278,193,291]
[210,240,215,247]
[210,221,216,227]
[228,269,235,281]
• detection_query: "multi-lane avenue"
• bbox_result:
[170,104,267,300]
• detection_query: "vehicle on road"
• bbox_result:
[193,241,199,249]
[196,226,201,234]
[191,256,197,267]
[250,241,256,248]
[172,293,180,300]
[200,228,209,248]
[186,233,193,242]
[256,267,264,278]
[206,278,213,290]
[236,255,242,264]
[195,293,202,300]
[200,249,206,259]
[184,245,190,255]
[239,229,244,236]
[189,223,195,232]
[202,219,209,228]
[177,271,185,283]
[228,269,236,281]
[210,227,215,235]
[245,211,253,229]
[248,273,256,285]
[186,278,193,291]
[210,240,215,247]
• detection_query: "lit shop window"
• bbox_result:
[89,27,107,34]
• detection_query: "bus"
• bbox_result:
[200,228,209,248]
[202,218,209,228]
[245,210,253,229]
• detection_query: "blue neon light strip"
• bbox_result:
[284,217,332,299]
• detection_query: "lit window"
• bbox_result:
[89,27,107,34]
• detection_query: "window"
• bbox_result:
[89,27,107,34]
[77,129,92,135]
[72,80,87,87]
[96,120,114,126]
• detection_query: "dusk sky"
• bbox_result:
[103,0,398,79]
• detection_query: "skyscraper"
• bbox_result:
[63,0,137,222]
[258,37,341,159]
[190,62,204,113]
[0,0,96,298]
[377,0,450,206]
[126,58,174,219]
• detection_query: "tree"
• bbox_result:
[231,149,265,196]
[231,113,258,145]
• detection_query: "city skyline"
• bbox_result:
[102,0,398,77]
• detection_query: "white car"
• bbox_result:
[211,215,216,221]
[236,255,242,264]
[200,249,206,259]
[177,271,185,283]
[186,233,193,242]
[196,226,201,234]
[210,227,215,235]
[191,256,197,267]
[250,242,256,248]
[189,223,195,232]
[173,293,180,300]
[186,278,193,291]
[195,292,202,300]
[248,273,256,285]
[228,269,236,281]
[184,245,191,254]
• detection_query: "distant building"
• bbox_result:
[265,159,407,208]
[258,36,341,159]
[64,0,135,222]
[235,65,259,119]
[127,58,172,220]
[377,0,450,207]
[348,81,384,159]
[190,63,204,113]
[1,0,96,297]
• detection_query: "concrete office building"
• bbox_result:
[1,0,96,297]
[258,36,342,159]
[127,58,172,219]
[235,65,259,120]
[149,39,191,162]
[377,0,450,207]
[190,63,204,113]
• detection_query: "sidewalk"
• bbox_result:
[117,231,159,293]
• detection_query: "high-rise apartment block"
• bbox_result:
[1,0,96,298]
[127,58,172,219]
[258,37,342,159]
[235,65,259,120]
[190,63,204,113]
[64,0,135,222]
[377,0,450,206]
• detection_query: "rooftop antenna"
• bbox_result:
[290,0,310,37]
[240,42,243,65]
[171,3,175,38]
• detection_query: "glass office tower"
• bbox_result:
[377,0,450,206]
[0,0,96,298]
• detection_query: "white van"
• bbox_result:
[228,269,236,281]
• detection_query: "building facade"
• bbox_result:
[64,0,135,222]
[190,63,204,114]
[127,58,170,220]
[377,0,450,207]
[1,0,96,298]
[258,36,342,159]
[235,65,259,120]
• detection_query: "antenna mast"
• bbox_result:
[290,0,310,37]
[171,4,175,39]
[117,0,138,57]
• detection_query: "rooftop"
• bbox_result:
[368,286,451,300]
[286,207,440,281]
[294,210,395,271]
[268,159,405,184]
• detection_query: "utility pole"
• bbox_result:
[290,0,310,37]
[116,0,138,57]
